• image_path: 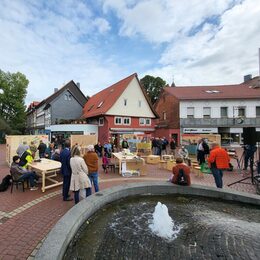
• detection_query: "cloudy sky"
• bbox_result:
[0,0,260,104]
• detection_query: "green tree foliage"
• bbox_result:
[140,75,167,104]
[0,70,29,134]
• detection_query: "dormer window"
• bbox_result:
[88,105,94,111]
[97,101,104,108]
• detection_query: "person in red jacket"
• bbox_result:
[208,143,230,188]
[171,157,191,186]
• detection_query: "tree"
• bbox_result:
[0,70,29,134]
[140,75,167,104]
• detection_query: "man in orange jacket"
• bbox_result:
[208,143,230,188]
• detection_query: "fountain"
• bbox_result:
[35,182,260,260]
[149,202,181,240]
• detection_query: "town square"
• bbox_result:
[0,0,260,259]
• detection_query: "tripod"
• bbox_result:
[228,145,257,187]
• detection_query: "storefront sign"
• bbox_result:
[183,128,218,134]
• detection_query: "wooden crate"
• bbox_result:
[146,155,160,164]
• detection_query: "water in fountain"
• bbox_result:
[64,195,260,260]
[149,202,181,240]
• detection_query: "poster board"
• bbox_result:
[136,142,152,156]
[6,135,49,166]
[181,134,221,155]
[122,134,151,155]
[70,135,97,154]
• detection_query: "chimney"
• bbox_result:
[244,74,252,82]
[54,88,58,93]
[76,82,80,89]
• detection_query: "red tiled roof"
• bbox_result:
[164,76,260,100]
[82,73,137,118]
[27,101,40,112]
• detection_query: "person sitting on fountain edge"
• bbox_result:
[171,157,191,186]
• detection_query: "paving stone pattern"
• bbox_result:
[0,144,258,259]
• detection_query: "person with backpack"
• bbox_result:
[171,157,191,186]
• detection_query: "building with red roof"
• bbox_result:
[82,73,158,146]
[154,75,260,145]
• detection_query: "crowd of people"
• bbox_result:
[9,136,232,202]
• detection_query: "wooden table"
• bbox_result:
[28,159,62,192]
[112,153,146,176]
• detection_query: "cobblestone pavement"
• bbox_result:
[0,144,258,259]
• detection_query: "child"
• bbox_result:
[102,153,109,173]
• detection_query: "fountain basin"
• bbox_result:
[35,182,260,260]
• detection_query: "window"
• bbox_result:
[221,107,228,117]
[238,107,245,117]
[139,118,145,125]
[163,112,166,120]
[124,99,127,106]
[99,117,104,126]
[145,118,151,125]
[138,100,142,107]
[115,117,122,125]
[64,94,71,101]
[187,107,194,118]
[88,105,94,111]
[139,118,151,126]
[256,106,260,117]
[203,107,211,118]
[123,117,131,125]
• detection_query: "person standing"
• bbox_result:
[151,137,158,155]
[29,141,37,154]
[70,145,92,204]
[208,143,230,188]
[83,144,99,193]
[121,138,129,149]
[38,140,47,158]
[161,137,168,156]
[196,139,205,165]
[177,145,191,166]
[94,141,103,158]
[60,140,73,201]
[169,138,177,157]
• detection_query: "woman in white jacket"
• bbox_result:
[70,145,92,204]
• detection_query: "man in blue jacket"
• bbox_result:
[60,140,73,201]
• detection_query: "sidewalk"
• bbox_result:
[0,144,258,259]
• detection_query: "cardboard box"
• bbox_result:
[123,159,147,176]
[146,155,160,164]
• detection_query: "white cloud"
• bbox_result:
[0,0,118,104]
[103,0,260,85]
[102,0,236,43]
[93,18,111,33]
